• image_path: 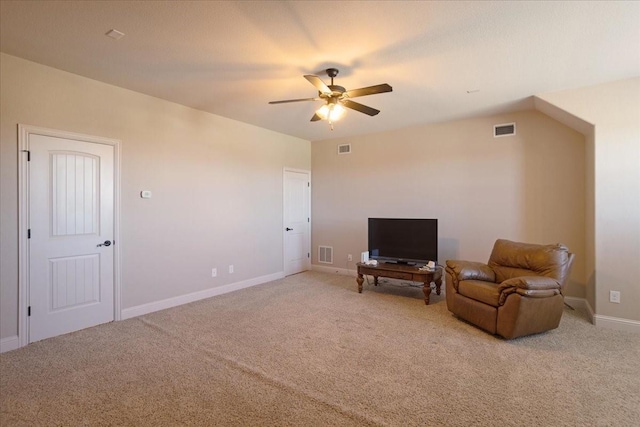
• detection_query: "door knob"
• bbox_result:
[285,227,293,231]
[97,240,112,247]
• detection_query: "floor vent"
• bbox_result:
[337,144,351,154]
[494,123,516,137]
[318,246,333,264]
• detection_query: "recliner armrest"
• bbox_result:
[500,276,561,291]
[498,276,562,304]
[445,260,496,286]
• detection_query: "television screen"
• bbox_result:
[368,218,438,265]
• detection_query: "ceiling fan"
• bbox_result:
[269,68,392,128]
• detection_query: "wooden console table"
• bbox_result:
[356,262,442,305]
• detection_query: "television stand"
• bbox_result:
[356,262,442,305]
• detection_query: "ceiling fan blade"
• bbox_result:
[304,75,332,96]
[341,99,380,116]
[310,113,322,122]
[345,84,392,98]
[269,97,319,104]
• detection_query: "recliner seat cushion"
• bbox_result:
[458,280,502,307]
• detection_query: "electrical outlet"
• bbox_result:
[609,290,621,303]
[229,265,234,274]
[211,268,217,278]
[347,254,353,262]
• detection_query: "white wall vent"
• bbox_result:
[337,144,351,154]
[494,123,516,137]
[318,246,333,264]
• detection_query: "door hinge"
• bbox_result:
[22,150,31,161]
[27,229,31,239]
[308,252,310,258]
[28,306,31,317]
[308,182,310,187]
[307,218,309,222]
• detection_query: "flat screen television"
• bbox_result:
[368,218,438,265]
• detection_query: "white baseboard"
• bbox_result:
[594,314,640,333]
[121,271,285,320]
[0,335,20,354]
[564,296,592,320]
[564,296,639,333]
[583,298,595,322]
[311,264,356,276]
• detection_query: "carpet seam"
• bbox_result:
[137,316,387,426]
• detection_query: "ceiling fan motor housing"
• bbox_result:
[325,85,346,98]
[326,68,339,78]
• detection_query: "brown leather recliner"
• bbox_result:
[445,239,574,339]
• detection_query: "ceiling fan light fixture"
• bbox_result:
[316,102,345,122]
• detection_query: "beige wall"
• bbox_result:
[2,51,634,343]
[537,77,640,323]
[0,54,310,339]
[533,97,597,312]
[311,110,587,297]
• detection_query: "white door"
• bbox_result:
[284,170,310,276]
[28,134,115,342]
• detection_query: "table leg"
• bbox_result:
[423,283,431,305]
[434,275,442,295]
[357,274,364,293]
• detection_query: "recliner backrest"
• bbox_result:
[488,239,574,288]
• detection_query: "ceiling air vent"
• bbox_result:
[337,144,351,154]
[105,29,125,40]
[494,123,516,138]
[318,246,333,264]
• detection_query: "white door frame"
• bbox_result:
[18,124,122,348]
[283,168,311,275]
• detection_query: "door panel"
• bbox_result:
[50,255,100,310]
[51,153,98,236]
[29,134,114,342]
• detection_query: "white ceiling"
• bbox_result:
[1,1,639,142]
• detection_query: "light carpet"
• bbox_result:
[1,271,639,426]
